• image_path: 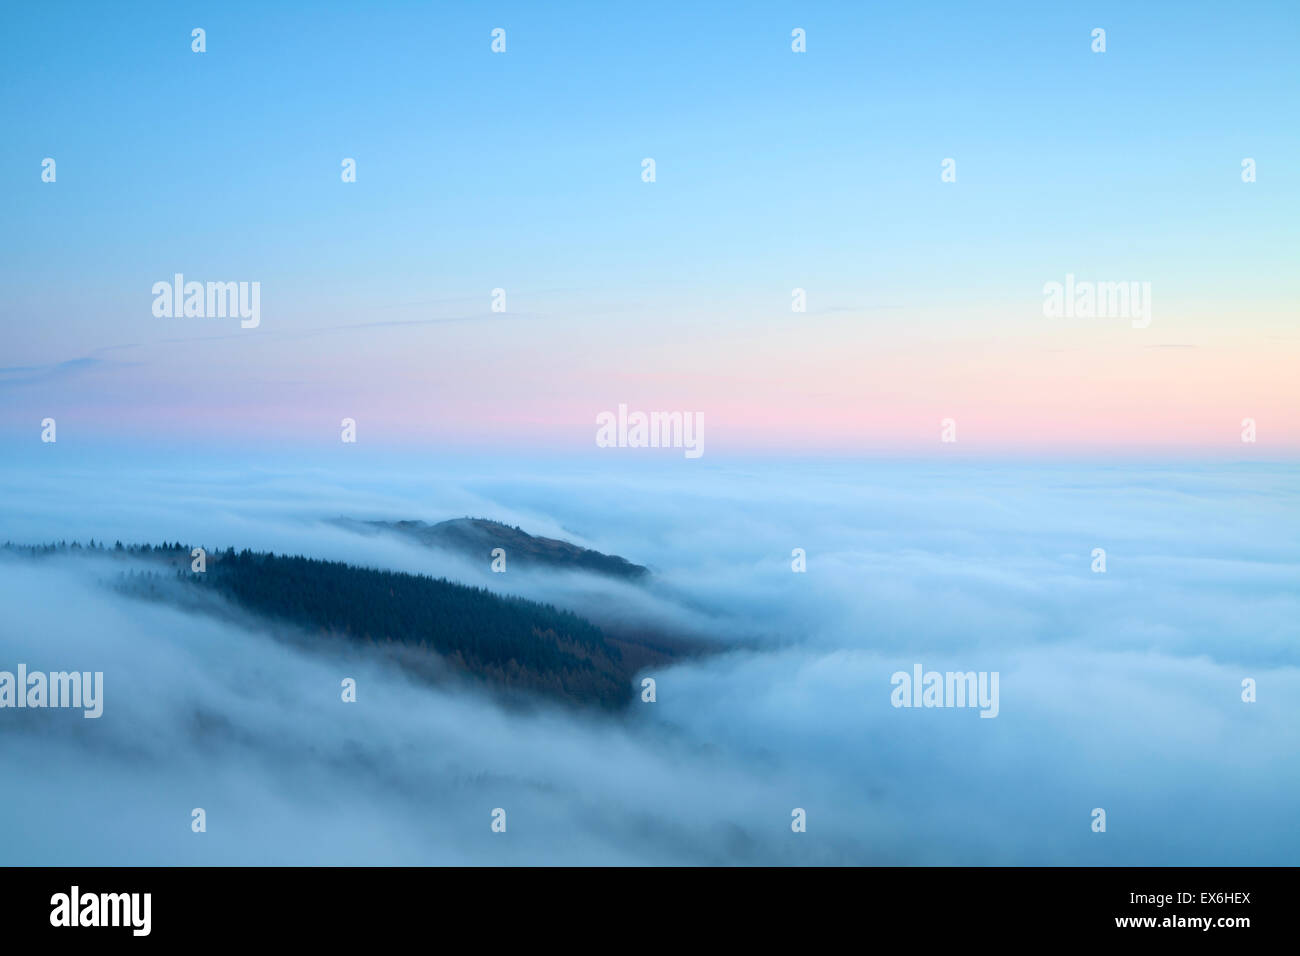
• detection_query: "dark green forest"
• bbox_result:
[4,541,681,709]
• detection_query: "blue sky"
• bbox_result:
[7,0,1297,310]
[2,0,1297,453]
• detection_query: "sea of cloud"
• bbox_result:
[0,448,1295,864]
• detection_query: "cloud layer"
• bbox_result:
[0,453,1296,864]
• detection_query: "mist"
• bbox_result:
[1,451,1296,864]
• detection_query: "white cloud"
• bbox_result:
[0,456,1296,863]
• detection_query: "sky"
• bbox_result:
[2,0,1298,456]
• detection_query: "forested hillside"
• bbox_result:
[339,517,651,580]
[4,541,677,709]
